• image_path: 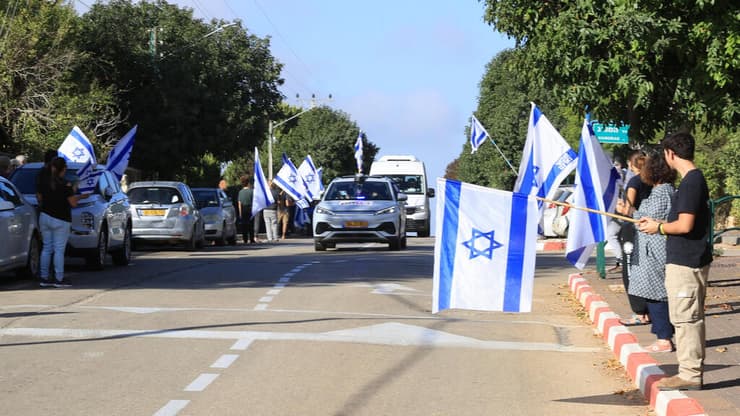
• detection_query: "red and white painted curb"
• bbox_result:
[568,273,707,416]
[537,240,567,252]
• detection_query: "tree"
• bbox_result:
[271,106,379,183]
[482,1,740,141]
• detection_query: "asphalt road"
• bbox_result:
[0,238,649,415]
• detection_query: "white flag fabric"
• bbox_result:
[354,131,364,173]
[513,103,577,202]
[297,155,322,200]
[565,117,622,269]
[76,159,103,194]
[251,147,274,218]
[469,115,489,153]
[274,153,310,202]
[105,125,137,181]
[58,126,96,164]
[433,178,539,313]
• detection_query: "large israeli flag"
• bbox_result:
[58,126,96,164]
[76,159,103,194]
[354,131,364,173]
[297,155,322,200]
[469,114,489,153]
[251,147,274,218]
[274,153,310,202]
[433,178,539,313]
[105,125,137,181]
[513,103,577,202]
[565,117,622,269]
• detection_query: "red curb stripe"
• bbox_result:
[592,306,612,329]
[613,332,640,358]
[648,374,667,407]
[583,294,604,312]
[626,352,658,378]
[665,397,706,416]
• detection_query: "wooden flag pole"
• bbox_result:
[534,196,638,224]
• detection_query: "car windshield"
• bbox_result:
[128,187,183,204]
[192,190,219,208]
[325,181,392,201]
[11,167,80,194]
[384,175,423,194]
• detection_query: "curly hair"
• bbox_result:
[640,147,676,186]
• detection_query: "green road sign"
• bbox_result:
[592,122,629,144]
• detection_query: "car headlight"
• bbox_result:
[80,212,95,230]
[375,206,397,215]
[315,206,335,216]
[415,206,425,212]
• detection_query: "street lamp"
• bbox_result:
[267,94,332,179]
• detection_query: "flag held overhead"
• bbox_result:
[251,147,274,219]
[106,125,137,181]
[58,126,96,164]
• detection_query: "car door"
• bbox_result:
[218,189,236,232]
[101,171,129,248]
[0,180,26,265]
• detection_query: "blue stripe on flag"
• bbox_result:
[577,146,606,242]
[536,149,577,199]
[566,246,587,266]
[273,175,302,200]
[70,128,95,160]
[438,180,461,311]
[503,193,529,312]
[518,151,536,196]
[107,129,136,176]
[532,105,543,125]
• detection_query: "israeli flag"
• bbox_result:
[251,147,274,218]
[76,159,103,194]
[354,131,364,173]
[433,178,539,313]
[105,125,137,181]
[274,153,310,202]
[294,204,310,228]
[469,115,489,153]
[297,155,322,200]
[58,126,96,164]
[514,103,577,202]
[565,117,622,269]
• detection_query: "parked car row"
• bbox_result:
[3,163,238,278]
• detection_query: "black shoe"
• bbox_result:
[39,279,54,288]
[53,279,72,288]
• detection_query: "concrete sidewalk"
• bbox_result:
[568,244,739,416]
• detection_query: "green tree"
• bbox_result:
[482,1,740,141]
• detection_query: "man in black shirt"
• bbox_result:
[638,132,712,391]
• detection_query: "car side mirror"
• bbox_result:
[427,188,435,198]
[0,200,14,211]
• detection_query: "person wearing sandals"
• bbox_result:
[616,151,653,326]
[617,148,676,353]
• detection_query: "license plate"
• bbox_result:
[344,220,368,228]
[142,209,166,216]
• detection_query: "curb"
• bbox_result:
[537,240,567,252]
[567,273,707,416]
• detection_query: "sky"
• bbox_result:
[76,0,514,233]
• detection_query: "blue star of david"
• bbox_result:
[72,147,85,159]
[288,173,297,183]
[86,178,95,186]
[305,173,315,183]
[531,165,540,188]
[461,228,504,260]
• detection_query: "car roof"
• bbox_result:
[190,187,219,192]
[329,175,392,183]
[17,161,107,170]
[128,181,188,188]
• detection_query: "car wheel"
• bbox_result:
[400,236,407,250]
[314,240,326,251]
[418,221,430,237]
[196,224,206,249]
[215,222,227,246]
[389,237,401,251]
[87,227,108,270]
[112,225,132,266]
[17,235,40,279]
[185,226,198,251]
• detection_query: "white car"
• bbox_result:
[0,176,40,278]
[312,175,407,251]
[541,185,575,238]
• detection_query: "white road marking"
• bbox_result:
[267,289,281,295]
[283,272,295,277]
[278,277,290,283]
[184,373,219,392]
[230,339,253,350]
[253,304,268,311]
[258,296,273,303]
[273,283,286,289]
[153,400,190,416]
[0,324,600,352]
[210,354,239,369]
[80,306,188,314]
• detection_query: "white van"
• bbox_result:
[369,155,434,237]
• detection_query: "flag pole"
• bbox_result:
[472,116,518,175]
[534,196,637,223]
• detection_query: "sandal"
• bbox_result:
[645,340,674,353]
[618,314,651,326]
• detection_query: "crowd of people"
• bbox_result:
[0,154,28,178]
[610,132,712,391]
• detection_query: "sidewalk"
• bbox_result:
[568,244,739,416]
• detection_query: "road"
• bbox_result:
[0,238,649,415]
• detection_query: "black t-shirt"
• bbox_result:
[38,176,73,222]
[666,169,713,268]
[626,175,652,210]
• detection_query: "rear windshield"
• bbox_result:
[384,175,423,194]
[192,189,219,208]
[128,187,183,204]
[325,181,392,201]
[11,167,80,194]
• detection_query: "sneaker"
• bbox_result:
[53,279,72,288]
[644,340,674,353]
[39,279,54,288]
[655,375,702,391]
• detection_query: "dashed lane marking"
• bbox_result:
[210,354,239,369]
[153,400,190,416]
[184,373,219,392]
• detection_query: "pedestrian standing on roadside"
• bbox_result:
[262,180,280,242]
[277,189,292,240]
[638,131,713,391]
[38,157,89,288]
[237,175,256,244]
[617,148,676,352]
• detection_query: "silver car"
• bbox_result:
[10,162,133,269]
[0,176,40,278]
[312,175,407,251]
[127,181,206,250]
[191,187,238,246]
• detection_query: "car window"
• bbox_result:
[325,181,392,201]
[0,180,21,206]
[193,189,219,208]
[97,170,110,194]
[128,187,183,204]
[384,175,423,194]
[11,167,78,194]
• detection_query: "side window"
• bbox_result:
[0,180,22,206]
